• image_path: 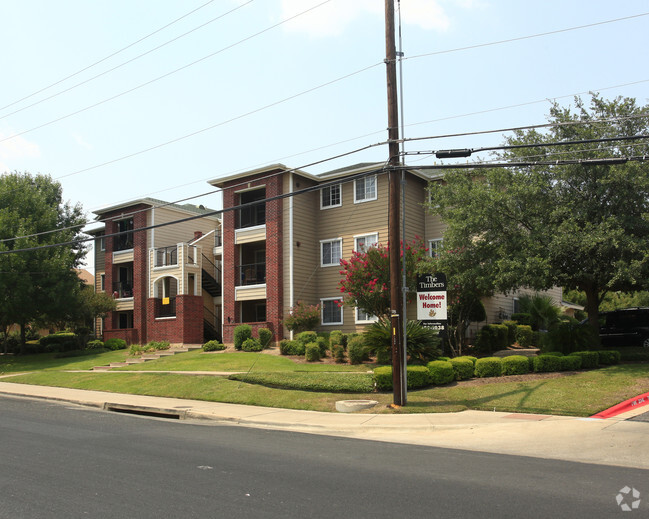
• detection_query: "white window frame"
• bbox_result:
[320,238,342,267]
[320,183,342,209]
[355,307,378,324]
[354,175,377,204]
[354,232,378,253]
[99,273,105,292]
[99,236,105,251]
[321,297,343,325]
[429,238,443,258]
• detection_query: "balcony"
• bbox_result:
[154,296,176,318]
[152,244,197,269]
[154,246,178,267]
[236,262,266,286]
[112,281,133,299]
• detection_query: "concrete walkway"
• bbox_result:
[0,381,648,470]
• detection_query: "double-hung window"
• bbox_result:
[429,238,443,258]
[354,233,378,253]
[355,307,377,323]
[321,238,342,267]
[354,175,377,203]
[321,298,343,325]
[321,184,341,209]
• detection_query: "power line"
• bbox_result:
[0,1,254,122]
[0,0,333,145]
[0,0,219,113]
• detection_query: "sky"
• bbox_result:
[1,0,648,271]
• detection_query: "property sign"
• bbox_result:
[417,273,447,333]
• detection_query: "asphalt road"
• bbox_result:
[0,395,646,518]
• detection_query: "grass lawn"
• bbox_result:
[2,349,648,415]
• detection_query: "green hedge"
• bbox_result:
[40,333,78,353]
[233,324,252,350]
[305,342,321,362]
[242,338,263,352]
[230,372,374,393]
[570,351,599,369]
[333,345,346,363]
[427,360,454,385]
[501,355,530,375]
[258,328,273,349]
[203,340,226,352]
[279,339,305,356]
[474,357,502,378]
[296,331,318,346]
[373,366,393,391]
[373,366,433,391]
[618,349,649,362]
[502,320,518,346]
[533,354,562,373]
[104,338,127,351]
[449,357,475,380]
[515,325,534,348]
[347,336,367,365]
[86,339,104,349]
[596,350,620,365]
[559,355,582,371]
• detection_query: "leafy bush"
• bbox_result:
[233,324,252,350]
[474,325,499,355]
[617,349,649,362]
[492,324,509,349]
[279,339,305,356]
[242,338,263,352]
[438,356,451,362]
[533,354,562,373]
[542,351,564,356]
[258,328,273,349]
[501,355,530,375]
[305,342,321,362]
[427,360,454,385]
[332,344,346,363]
[570,351,599,369]
[147,340,170,351]
[596,350,620,365]
[502,320,518,345]
[449,357,474,380]
[375,349,391,365]
[230,372,374,393]
[283,302,320,332]
[515,325,534,348]
[129,344,144,355]
[540,317,598,354]
[517,293,561,331]
[329,330,345,347]
[363,319,441,364]
[104,338,127,351]
[347,336,367,365]
[373,366,432,391]
[559,355,582,371]
[296,331,318,346]
[474,357,503,378]
[203,340,226,352]
[511,312,533,327]
[40,332,78,353]
[316,336,328,357]
[465,355,478,366]
[86,339,104,349]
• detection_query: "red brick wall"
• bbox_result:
[147,296,203,344]
[221,171,284,344]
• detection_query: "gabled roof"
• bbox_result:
[93,197,219,220]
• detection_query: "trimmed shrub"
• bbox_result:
[533,354,562,373]
[40,332,78,353]
[427,360,455,385]
[332,345,346,363]
[203,340,226,352]
[329,330,345,347]
[407,366,432,389]
[540,317,598,355]
[502,320,518,346]
[104,338,127,351]
[511,312,533,327]
[347,336,366,365]
[86,339,104,349]
[279,339,305,356]
[570,351,599,369]
[542,351,564,356]
[474,325,499,355]
[474,357,503,378]
[618,349,649,362]
[438,356,451,362]
[559,355,582,371]
[242,338,263,352]
[373,366,393,391]
[501,355,530,376]
[129,344,144,355]
[515,325,534,348]
[316,336,328,357]
[305,342,321,362]
[147,340,170,351]
[373,366,432,391]
[596,350,621,365]
[258,328,273,349]
[449,357,474,380]
[296,331,318,346]
[233,324,252,350]
[464,356,477,366]
[375,349,391,365]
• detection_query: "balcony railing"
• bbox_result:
[112,281,133,299]
[215,229,222,247]
[236,262,266,286]
[115,233,134,251]
[154,246,178,267]
[155,296,176,318]
[237,204,265,229]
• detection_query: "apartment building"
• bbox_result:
[209,162,561,345]
[89,198,222,345]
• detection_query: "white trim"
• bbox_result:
[354,232,379,253]
[355,307,378,324]
[321,297,343,326]
[320,238,342,267]
[428,238,443,258]
[234,184,266,194]
[353,175,377,204]
[320,183,342,210]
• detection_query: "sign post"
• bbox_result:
[417,273,448,335]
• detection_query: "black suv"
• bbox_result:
[598,308,649,348]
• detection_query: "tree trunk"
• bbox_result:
[582,282,601,343]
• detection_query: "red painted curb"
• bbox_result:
[590,392,649,419]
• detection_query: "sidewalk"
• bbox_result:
[1,381,648,470]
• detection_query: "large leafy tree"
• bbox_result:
[0,172,87,351]
[427,94,649,333]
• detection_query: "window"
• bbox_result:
[429,238,443,258]
[116,218,134,251]
[513,297,520,314]
[100,273,105,292]
[354,233,378,253]
[321,238,342,267]
[321,298,343,325]
[99,235,105,251]
[355,308,377,323]
[354,175,377,203]
[321,184,341,209]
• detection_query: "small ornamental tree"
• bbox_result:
[283,302,320,333]
[338,239,432,319]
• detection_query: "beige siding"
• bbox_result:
[94,271,105,293]
[152,206,217,248]
[403,175,427,242]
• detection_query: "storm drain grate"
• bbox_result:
[103,403,186,420]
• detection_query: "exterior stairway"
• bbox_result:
[92,345,203,371]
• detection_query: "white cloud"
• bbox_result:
[73,132,93,150]
[0,129,40,173]
[280,0,456,37]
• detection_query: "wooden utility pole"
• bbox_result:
[385,0,406,406]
